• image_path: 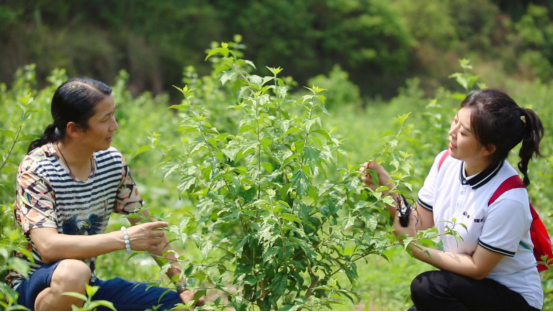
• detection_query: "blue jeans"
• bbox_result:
[16,260,182,310]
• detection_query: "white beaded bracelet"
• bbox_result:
[121,226,131,253]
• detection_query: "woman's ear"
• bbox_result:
[482,144,496,157]
[65,122,84,139]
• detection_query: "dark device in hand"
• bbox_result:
[397,195,411,227]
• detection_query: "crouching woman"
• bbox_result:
[361,89,544,310]
[7,78,204,310]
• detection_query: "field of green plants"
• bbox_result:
[1,41,552,310]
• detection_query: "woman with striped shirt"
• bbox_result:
[361,89,544,310]
[9,78,203,310]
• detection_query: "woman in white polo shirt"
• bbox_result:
[361,89,544,310]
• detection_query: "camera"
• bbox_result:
[396,195,411,227]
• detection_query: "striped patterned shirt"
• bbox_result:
[8,143,143,289]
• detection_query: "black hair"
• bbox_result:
[461,89,544,186]
[28,78,112,153]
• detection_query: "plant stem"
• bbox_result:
[0,120,23,173]
[274,73,282,122]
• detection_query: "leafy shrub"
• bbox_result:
[154,42,418,310]
[307,65,362,109]
[513,4,553,81]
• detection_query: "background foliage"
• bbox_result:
[2,0,553,99]
[1,1,553,310]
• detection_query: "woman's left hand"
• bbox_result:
[179,289,205,307]
[393,211,417,239]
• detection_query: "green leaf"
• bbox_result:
[304,118,318,132]
[403,237,415,250]
[343,213,355,230]
[220,70,236,85]
[172,85,191,97]
[375,186,389,193]
[178,175,196,193]
[205,46,230,61]
[261,137,272,149]
[85,284,99,297]
[261,162,273,173]
[235,235,249,257]
[282,127,303,136]
[459,59,472,70]
[291,271,304,288]
[62,292,88,301]
[245,60,256,69]
[311,129,331,141]
[8,257,29,278]
[397,112,411,126]
[467,75,479,89]
[271,272,288,298]
[133,145,152,158]
[344,262,357,283]
[281,213,301,223]
[379,130,395,138]
[451,92,467,101]
[267,66,283,75]
[291,169,311,197]
[305,85,326,94]
[382,196,395,206]
[316,94,326,106]
[87,300,116,311]
[366,216,378,231]
[303,146,321,164]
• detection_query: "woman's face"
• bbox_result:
[80,95,118,151]
[448,107,486,162]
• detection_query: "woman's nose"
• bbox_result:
[448,125,457,138]
[111,118,119,131]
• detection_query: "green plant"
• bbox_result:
[0,93,42,310]
[513,4,553,81]
[306,65,362,109]
[152,41,439,311]
[63,285,116,311]
[448,59,487,98]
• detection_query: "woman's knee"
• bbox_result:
[411,271,446,304]
[50,259,91,291]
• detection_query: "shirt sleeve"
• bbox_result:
[15,170,57,233]
[114,154,144,214]
[478,197,531,257]
[417,151,447,211]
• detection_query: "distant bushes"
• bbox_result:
[1,0,553,101]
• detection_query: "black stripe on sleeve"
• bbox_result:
[478,239,515,257]
[417,198,433,211]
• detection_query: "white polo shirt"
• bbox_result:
[417,151,543,309]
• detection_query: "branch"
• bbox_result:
[0,122,23,173]
[298,274,319,311]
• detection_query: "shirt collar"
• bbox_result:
[459,160,503,190]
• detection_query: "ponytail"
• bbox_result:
[517,108,545,186]
[27,123,59,153]
[461,89,545,187]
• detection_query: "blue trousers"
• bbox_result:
[16,260,182,311]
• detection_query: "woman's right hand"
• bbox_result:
[126,221,168,253]
[359,161,395,193]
